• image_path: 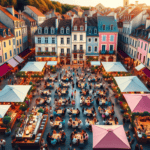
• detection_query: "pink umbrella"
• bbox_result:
[92,125,131,150]
[123,94,150,113]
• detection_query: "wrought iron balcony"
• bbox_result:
[99,50,115,55]
[36,52,56,56]
[72,50,84,53]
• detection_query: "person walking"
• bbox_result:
[0,139,6,150]
[74,90,76,99]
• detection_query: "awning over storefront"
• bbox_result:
[142,68,150,78]
[7,58,19,67]
[19,49,32,58]
[14,55,24,63]
[135,63,145,71]
[118,49,129,59]
[0,64,12,77]
[47,61,57,66]
[91,61,101,66]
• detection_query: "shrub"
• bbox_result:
[19,102,28,111]
[3,116,11,125]
[38,108,44,113]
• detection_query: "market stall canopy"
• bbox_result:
[7,58,19,68]
[114,76,149,93]
[14,55,24,63]
[142,68,150,78]
[0,64,12,77]
[20,61,46,72]
[0,85,31,102]
[91,61,101,66]
[19,49,31,58]
[102,62,127,72]
[47,61,57,66]
[123,94,150,113]
[135,64,145,71]
[92,125,131,150]
[0,105,11,118]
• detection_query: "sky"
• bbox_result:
[55,0,150,8]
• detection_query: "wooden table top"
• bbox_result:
[54,121,61,126]
[89,120,95,125]
[74,133,83,140]
[86,109,92,114]
[57,110,63,114]
[52,133,61,139]
[72,110,78,114]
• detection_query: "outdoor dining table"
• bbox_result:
[57,110,63,114]
[86,109,92,114]
[101,99,106,104]
[62,90,66,94]
[72,110,78,114]
[81,83,85,87]
[52,133,61,139]
[89,120,95,125]
[54,121,61,126]
[74,133,83,140]
[109,120,115,125]
[72,121,79,126]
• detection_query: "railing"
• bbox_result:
[99,50,115,55]
[72,50,84,53]
[66,53,71,57]
[36,52,57,56]
[60,53,65,56]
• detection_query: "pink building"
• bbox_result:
[137,39,148,65]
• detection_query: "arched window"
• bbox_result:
[44,27,48,34]
[89,28,92,34]
[94,28,97,34]
[88,46,91,52]
[60,27,64,34]
[102,25,105,30]
[51,27,55,34]
[66,27,70,34]
[38,28,42,34]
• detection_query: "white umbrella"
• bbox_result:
[0,105,11,118]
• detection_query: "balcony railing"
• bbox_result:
[66,53,71,57]
[99,50,115,55]
[36,52,57,56]
[72,50,84,53]
[60,53,65,56]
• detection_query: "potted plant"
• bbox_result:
[19,102,28,112]
[38,108,44,113]
[3,116,11,135]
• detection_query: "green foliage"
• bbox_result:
[29,81,32,85]
[38,108,44,113]
[3,116,11,125]
[19,102,28,111]
[91,67,95,72]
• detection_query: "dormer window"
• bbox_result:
[51,27,55,34]
[102,25,105,30]
[60,27,64,34]
[44,27,48,34]
[110,25,113,30]
[66,27,70,34]
[94,28,97,34]
[80,26,83,31]
[74,26,77,30]
[8,29,11,36]
[89,28,92,34]
[148,33,150,39]
[38,28,42,34]
[3,30,6,37]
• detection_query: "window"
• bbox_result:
[110,25,113,30]
[9,40,11,45]
[102,25,105,30]
[45,37,48,43]
[38,38,41,43]
[141,42,143,48]
[80,35,83,41]
[17,48,19,54]
[66,27,70,34]
[140,53,142,61]
[137,52,139,59]
[80,45,83,50]
[5,53,7,60]
[20,47,22,52]
[13,39,15,45]
[110,35,114,42]
[20,39,21,44]
[60,28,64,34]
[14,49,16,55]
[16,31,18,37]
[94,28,97,34]
[74,45,77,50]
[52,47,55,52]
[45,28,48,34]
[52,38,55,44]
[45,47,48,52]
[38,29,41,34]
[89,28,92,34]
[147,58,150,66]
[145,44,147,50]
[38,47,41,52]
[51,28,55,34]
[135,41,137,48]
[74,35,77,41]
[102,35,106,41]
[19,31,21,36]
[80,26,83,31]
[67,38,70,44]
[95,38,97,42]
[4,42,6,47]
[132,40,134,46]
[8,30,10,36]
[88,46,91,52]
[10,50,12,57]
[94,47,98,52]
[67,48,70,53]
[88,38,91,42]
[110,45,113,51]
[74,26,77,30]
[61,38,64,44]
[143,56,145,64]
[102,45,106,51]
[138,41,140,47]
[0,56,2,63]
[61,49,64,53]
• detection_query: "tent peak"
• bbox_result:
[107,129,113,132]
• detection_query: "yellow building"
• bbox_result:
[0,22,15,65]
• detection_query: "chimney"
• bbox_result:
[71,15,74,28]
[135,1,138,6]
[55,18,58,30]
[146,18,150,29]
[85,14,87,31]
[6,6,14,16]
[114,13,117,21]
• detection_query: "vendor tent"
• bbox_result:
[7,58,19,68]
[14,55,24,63]
[0,105,11,118]
[47,61,57,66]
[135,64,145,71]
[114,76,149,93]
[102,62,127,72]
[0,85,31,102]
[91,61,101,66]
[123,94,150,113]
[20,61,46,72]
[92,125,131,150]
